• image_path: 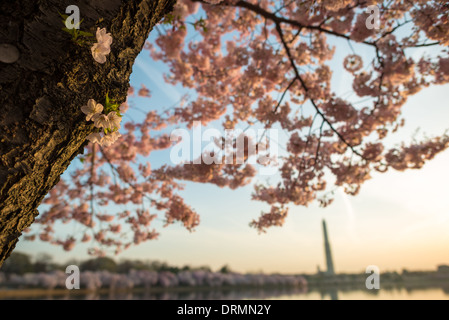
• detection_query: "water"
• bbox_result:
[2,285,448,300]
[274,287,449,300]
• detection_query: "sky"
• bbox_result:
[13,11,449,275]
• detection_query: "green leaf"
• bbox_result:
[163,13,175,24]
[58,12,69,20]
[62,27,76,38]
[73,18,83,29]
[78,31,94,37]
[75,39,86,46]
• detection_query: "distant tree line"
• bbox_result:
[0,252,306,291]
[0,251,232,275]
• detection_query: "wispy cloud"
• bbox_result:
[134,58,181,103]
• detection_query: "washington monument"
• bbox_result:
[322,219,335,275]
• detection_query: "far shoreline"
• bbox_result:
[1,279,448,299]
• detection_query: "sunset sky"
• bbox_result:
[14,25,449,275]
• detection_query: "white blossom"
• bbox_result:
[91,43,111,64]
[81,99,103,121]
[93,113,110,129]
[101,131,121,147]
[107,111,121,130]
[91,28,112,64]
[96,27,113,46]
[86,132,102,144]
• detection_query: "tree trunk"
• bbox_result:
[0,0,175,267]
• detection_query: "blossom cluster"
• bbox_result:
[81,98,123,147]
[148,0,449,233]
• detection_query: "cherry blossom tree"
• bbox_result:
[0,0,175,266]
[2,0,449,263]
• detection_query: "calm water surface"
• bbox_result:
[272,287,449,300]
[3,286,448,300]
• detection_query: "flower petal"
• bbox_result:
[86,132,102,144]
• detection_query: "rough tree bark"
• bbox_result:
[0,0,175,267]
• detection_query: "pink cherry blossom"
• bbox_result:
[93,113,110,129]
[91,43,111,64]
[81,99,104,121]
[86,132,102,144]
[138,84,151,97]
[91,28,112,64]
[96,27,113,46]
[107,111,121,130]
